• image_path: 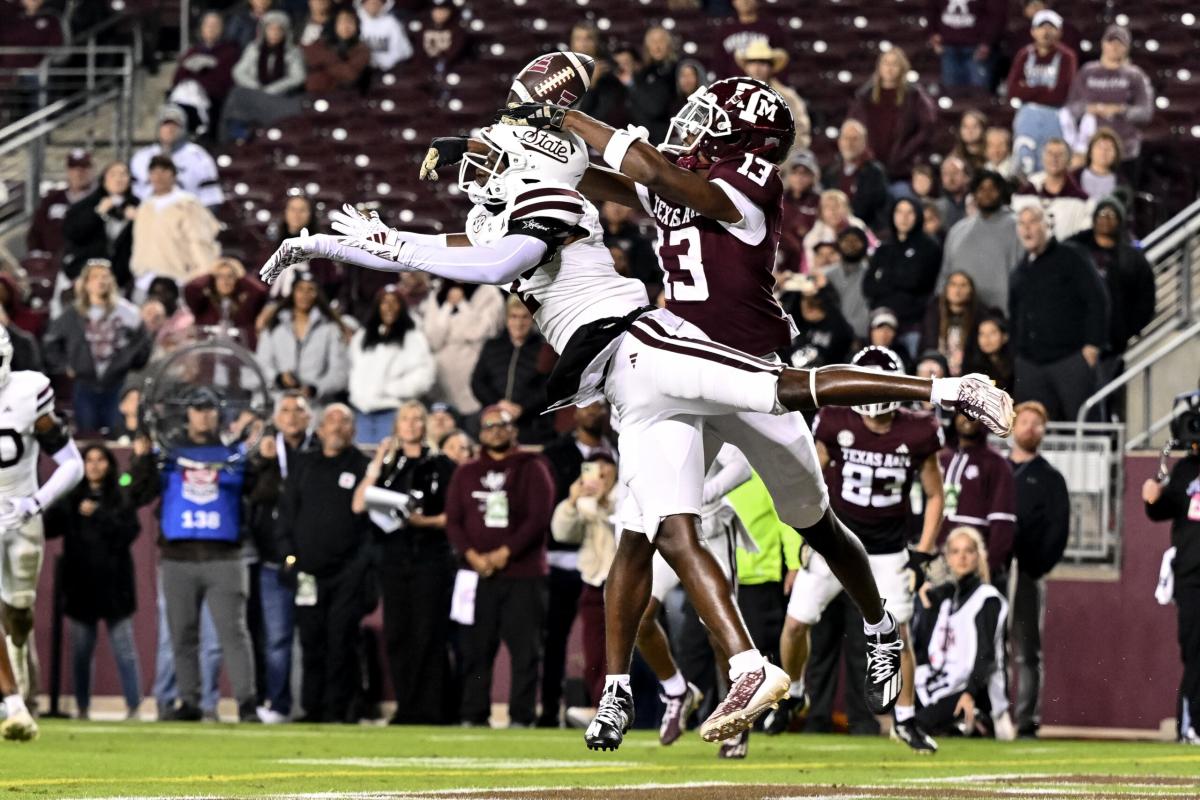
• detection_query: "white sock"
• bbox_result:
[3,694,26,717]
[727,649,765,680]
[604,674,631,694]
[788,678,805,700]
[863,611,896,636]
[660,671,687,697]
[895,704,915,723]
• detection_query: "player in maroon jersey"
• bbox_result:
[498,80,927,720]
[767,347,945,753]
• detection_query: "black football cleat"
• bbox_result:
[892,718,938,754]
[585,683,634,752]
[865,612,904,715]
[762,693,807,736]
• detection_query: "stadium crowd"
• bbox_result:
[0,0,1168,740]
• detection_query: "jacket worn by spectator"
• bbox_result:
[62,183,138,285]
[1013,175,1094,241]
[245,430,319,567]
[183,273,269,348]
[130,141,225,208]
[44,480,141,623]
[1146,453,1200,587]
[231,22,307,96]
[939,441,1017,576]
[1066,199,1155,356]
[628,58,677,147]
[27,184,92,265]
[43,299,152,392]
[129,188,222,283]
[1010,454,1070,580]
[276,445,371,578]
[821,156,890,233]
[347,326,436,414]
[781,287,856,367]
[445,449,556,580]
[1006,43,1076,108]
[551,493,617,588]
[0,5,62,70]
[424,284,505,414]
[1009,238,1109,365]
[370,445,456,559]
[256,308,350,402]
[779,187,820,273]
[1066,60,1155,159]
[303,35,371,95]
[173,38,241,112]
[470,331,552,445]
[0,272,46,348]
[928,0,1007,48]
[847,82,938,181]
[863,202,943,330]
[355,0,413,71]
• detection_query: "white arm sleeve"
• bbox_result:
[308,233,548,286]
[33,439,83,511]
[701,444,752,505]
[710,178,767,246]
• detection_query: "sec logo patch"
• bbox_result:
[966,465,980,480]
[837,430,854,448]
[338,471,357,489]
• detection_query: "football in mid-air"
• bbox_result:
[507,51,595,109]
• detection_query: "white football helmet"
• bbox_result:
[0,326,13,387]
[851,346,906,418]
[458,123,589,206]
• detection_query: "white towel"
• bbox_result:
[1156,547,1176,606]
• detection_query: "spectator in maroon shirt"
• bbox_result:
[184,256,269,348]
[27,149,96,268]
[1007,9,1076,174]
[712,0,777,79]
[848,48,937,187]
[778,150,822,275]
[928,0,1008,90]
[446,405,555,727]
[821,120,891,233]
[172,12,241,130]
[0,0,64,71]
[938,411,1017,585]
[417,0,467,70]
[302,8,371,96]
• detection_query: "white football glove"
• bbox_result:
[329,203,395,246]
[0,497,40,532]
[260,227,316,285]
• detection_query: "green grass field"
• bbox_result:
[6,720,1198,799]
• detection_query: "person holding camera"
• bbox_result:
[1143,391,1200,744]
[352,400,455,725]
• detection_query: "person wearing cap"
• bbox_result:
[222,11,307,143]
[825,226,873,341]
[821,119,891,234]
[735,39,811,153]
[26,149,95,267]
[42,259,151,433]
[129,155,222,289]
[170,11,241,136]
[445,404,555,727]
[848,47,937,187]
[126,386,259,723]
[1067,195,1155,395]
[866,308,912,370]
[1007,9,1076,175]
[1064,24,1154,165]
[778,150,822,274]
[865,197,942,360]
[62,161,139,287]
[130,104,224,208]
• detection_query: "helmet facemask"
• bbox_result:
[458,128,530,206]
[661,87,731,160]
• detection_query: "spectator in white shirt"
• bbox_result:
[356,0,412,71]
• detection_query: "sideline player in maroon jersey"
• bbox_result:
[767,347,945,753]
[497,80,933,722]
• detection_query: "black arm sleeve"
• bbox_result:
[967,595,1004,700]
[34,414,71,454]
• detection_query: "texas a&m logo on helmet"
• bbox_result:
[662,77,795,168]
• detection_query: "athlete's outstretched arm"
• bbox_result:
[578,165,642,209]
[556,110,741,223]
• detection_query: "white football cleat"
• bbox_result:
[1,708,37,742]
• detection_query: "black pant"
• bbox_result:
[295,554,372,723]
[538,566,582,724]
[806,592,878,735]
[1177,582,1200,737]
[460,575,546,726]
[738,582,786,668]
[381,548,454,724]
[916,692,964,736]
[1015,352,1096,422]
[1010,569,1045,734]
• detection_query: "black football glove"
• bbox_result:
[903,548,937,593]
[419,136,471,181]
[494,102,567,131]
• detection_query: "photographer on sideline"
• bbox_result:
[352,400,456,725]
[1143,390,1200,744]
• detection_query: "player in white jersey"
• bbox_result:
[0,328,84,740]
[261,123,1013,749]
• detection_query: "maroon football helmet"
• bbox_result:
[850,346,906,417]
[661,77,795,169]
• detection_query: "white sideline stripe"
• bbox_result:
[900,773,1056,783]
[61,782,738,800]
[276,757,637,769]
[57,725,327,738]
